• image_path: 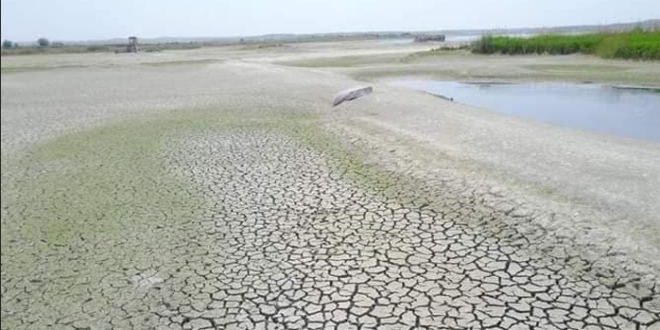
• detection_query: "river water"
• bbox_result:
[392,80,660,142]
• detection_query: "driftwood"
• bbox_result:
[333,86,373,107]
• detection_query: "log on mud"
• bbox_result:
[333,86,373,107]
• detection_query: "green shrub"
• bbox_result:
[37,38,50,47]
[472,31,660,60]
[86,45,112,52]
[472,35,495,54]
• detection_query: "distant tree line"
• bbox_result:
[3,39,19,49]
[2,37,52,49]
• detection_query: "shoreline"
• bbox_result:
[325,79,660,276]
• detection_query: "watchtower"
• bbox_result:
[127,36,140,53]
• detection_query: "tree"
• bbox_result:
[37,38,50,47]
[3,40,13,49]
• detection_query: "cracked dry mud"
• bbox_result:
[3,122,658,330]
[2,48,660,330]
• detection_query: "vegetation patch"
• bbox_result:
[281,54,407,68]
[523,64,630,73]
[141,59,222,67]
[1,105,421,255]
[1,64,88,74]
[472,30,660,60]
[408,47,471,59]
[240,43,291,51]
[4,117,197,247]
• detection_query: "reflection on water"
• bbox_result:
[392,80,660,142]
[446,35,481,42]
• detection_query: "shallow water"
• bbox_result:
[446,34,481,42]
[393,80,660,142]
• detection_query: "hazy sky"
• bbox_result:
[2,0,659,41]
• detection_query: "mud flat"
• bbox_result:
[2,41,659,329]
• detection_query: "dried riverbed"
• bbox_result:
[2,42,659,330]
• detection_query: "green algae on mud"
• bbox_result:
[279,53,409,68]
[0,108,434,329]
[0,108,402,250]
[4,104,657,330]
[10,124,185,245]
[1,64,89,74]
[523,64,631,73]
[140,59,223,67]
[287,121,430,206]
[0,110,328,327]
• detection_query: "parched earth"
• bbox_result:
[4,125,658,330]
[2,46,660,330]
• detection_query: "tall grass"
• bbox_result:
[472,31,660,60]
